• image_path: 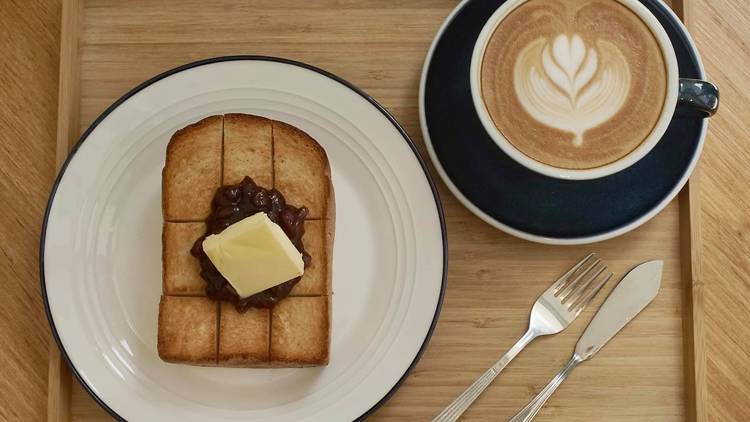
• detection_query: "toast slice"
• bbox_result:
[158,114,334,367]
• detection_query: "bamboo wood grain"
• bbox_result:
[680,166,706,422]
[0,2,61,421]
[47,347,72,422]
[691,0,750,418]
[55,0,82,173]
[42,0,720,421]
[48,2,83,422]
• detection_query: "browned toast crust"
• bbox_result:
[218,303,270,366]
[273,121,332,219]
[162,115,223,221]
[159,114,334,367]
[270,296,330,366]
[223,113,273,186]
[158,296,217,365]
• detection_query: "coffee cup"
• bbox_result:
[470,0,719,180]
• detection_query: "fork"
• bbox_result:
[432,253,613,422]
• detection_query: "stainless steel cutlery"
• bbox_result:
[433,253,613,422]
[509,260,663,421]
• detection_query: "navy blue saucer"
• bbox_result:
[422,0,705,241]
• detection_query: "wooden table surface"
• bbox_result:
[1,1,748,420]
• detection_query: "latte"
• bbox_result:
[480,0,667,170]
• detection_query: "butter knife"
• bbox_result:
[509,260,663,422]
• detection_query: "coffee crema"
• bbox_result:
[480,0,667,169]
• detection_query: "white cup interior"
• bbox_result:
[470,0,679,180]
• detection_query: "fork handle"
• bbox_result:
[433,329,537,422]
[509,355,583,422]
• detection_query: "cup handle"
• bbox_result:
[677,78,719,118]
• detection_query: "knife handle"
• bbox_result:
[509,355,583,422]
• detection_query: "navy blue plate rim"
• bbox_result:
[419,0,708,245]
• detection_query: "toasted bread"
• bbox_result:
[162,115,222,221]
[162,222,206,295]
[274,121,332,219]
[159,114,334,367]
[158,296,218,365]
[223,113,273,187]
[270,296,330,366]
[218,303,270,366]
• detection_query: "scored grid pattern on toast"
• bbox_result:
[159,114,333,367]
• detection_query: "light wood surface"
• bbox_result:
[679,167,706,422]
[0,2,60,421]
[691,1,750,419]
[0,0,748,421]
[50,0,703,420]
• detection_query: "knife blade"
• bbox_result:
[575,260,663,360]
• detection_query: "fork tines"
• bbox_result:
[552,253,614,314]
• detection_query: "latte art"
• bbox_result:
[514,34,630,146]
[480,0,668,170]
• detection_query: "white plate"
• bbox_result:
[41,57,447,421]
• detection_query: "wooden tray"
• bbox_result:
[48,0,704,420]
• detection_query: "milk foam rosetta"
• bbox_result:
[514,34,630,146]
[480,0,668,170]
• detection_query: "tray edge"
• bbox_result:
[48,0,82,421]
